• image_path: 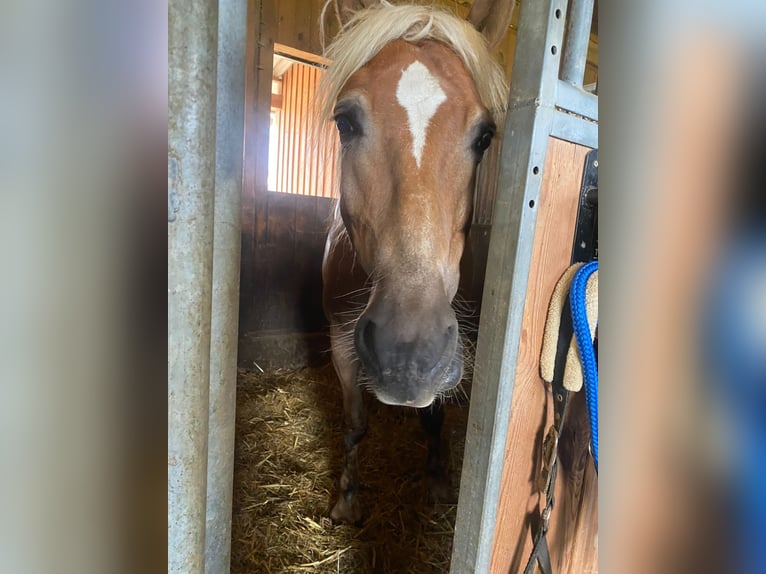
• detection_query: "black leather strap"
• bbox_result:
[523,295,574,574]
[523,520,553,574]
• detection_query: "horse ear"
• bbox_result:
[467,0,515,49]
[335,0,378,27]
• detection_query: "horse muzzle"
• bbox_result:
[353,307,463,407]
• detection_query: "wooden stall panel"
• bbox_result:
[489,138,597,574]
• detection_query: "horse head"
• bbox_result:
[322,1,512,408]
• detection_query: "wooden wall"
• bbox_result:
[241,0,330,335]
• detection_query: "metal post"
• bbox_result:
[204,0,246,572]
[450,0,567,571]
[560,0,595,86]
[168,0,219,572]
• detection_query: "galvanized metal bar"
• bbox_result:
[450,0,568,571]
[560,0,595,86]
[551,109,599,148]
[204,0,246,572]
[168,0,219,572]
[556,78,598,121]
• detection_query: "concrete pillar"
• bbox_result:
[168,0,219,572]
[204,0,246,572]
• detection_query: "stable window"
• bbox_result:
[268,45,339,198]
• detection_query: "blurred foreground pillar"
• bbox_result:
[204,0,246,573]
[168,0,219,573]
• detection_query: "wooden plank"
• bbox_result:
[294,194,316,234]
[290,64,301,195]
[276,1,320,54]
[255,0,276,235]
[488,137,595,574]
[315,196,334,231]
[474,137,501,225]
[286,64,298,194]
[241,0,260,310]
[467,224,492,306]
[280,64,290,193]
[276,99,284,191]
[297,63,309,195]
[308,0,323,55]
[249,193,328,333]
[293,226,328,329]
[276,0,297,54]
[242,0,262,226]
[274,42,331,66]
[241,0,277,332]
[265,190,297,246]
[294,0,314,53]
[307,66,319,198]
[549,391,598,573]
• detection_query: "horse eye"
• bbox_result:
[474,130,494,155]
[334,114,355,142]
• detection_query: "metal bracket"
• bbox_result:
[571,149,598,263]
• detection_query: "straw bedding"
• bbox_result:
[231,364,470,573]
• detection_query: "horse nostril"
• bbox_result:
[354,316,379,371]
[444,320,458,347]
[362,319,376,355]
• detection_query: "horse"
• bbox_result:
[318,0,513,524]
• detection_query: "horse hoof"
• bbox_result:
[330,496,363,525]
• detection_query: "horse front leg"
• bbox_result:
[329,351,367,524]
[418,403,451,502]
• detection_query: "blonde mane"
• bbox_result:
[317,1,508,124]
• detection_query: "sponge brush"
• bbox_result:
[540,263,583,384]
[540,264,598,392]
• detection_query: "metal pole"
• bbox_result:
[168,0,219,572]
[560,0,595,86]
[204,0,246,571]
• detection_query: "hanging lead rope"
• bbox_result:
[569,260,599,471]
[525,262,598,574]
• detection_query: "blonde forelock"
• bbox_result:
[317,2,508,124]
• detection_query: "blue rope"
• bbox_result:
[570,261,599,472]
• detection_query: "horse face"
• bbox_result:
[333,40,495,407]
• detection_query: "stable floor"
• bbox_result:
[231,365,470,573]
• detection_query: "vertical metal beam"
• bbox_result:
[451,0,567,572]
[168,0,219,573]
[560,0,594,86]
[205,0,246,572]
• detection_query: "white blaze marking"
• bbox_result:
[395,61,447,168]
